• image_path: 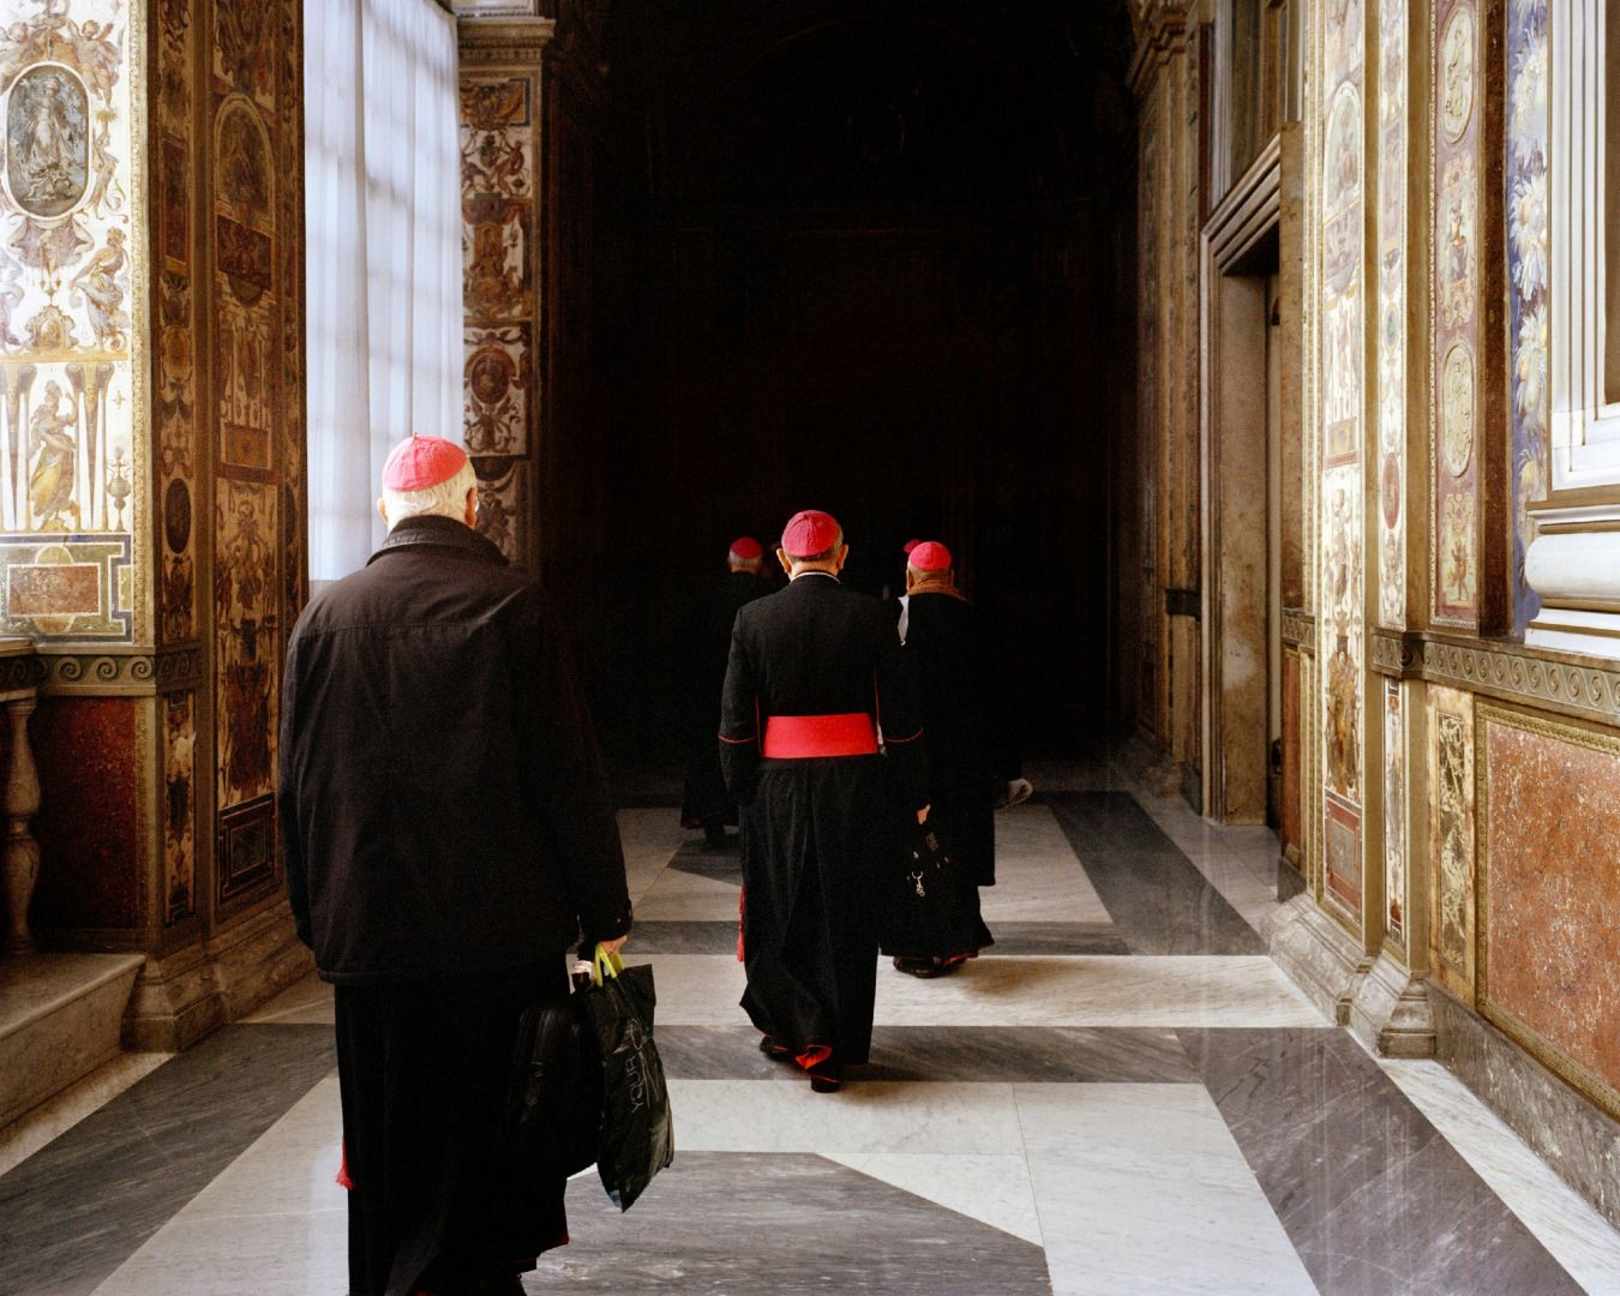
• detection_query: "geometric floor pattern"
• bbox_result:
[4,760,1620,1294]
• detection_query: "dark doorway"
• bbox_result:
[565,2,1137,780]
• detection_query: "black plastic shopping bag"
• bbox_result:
[582,947,675,1211]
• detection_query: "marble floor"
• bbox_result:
[5,756,1620,1294]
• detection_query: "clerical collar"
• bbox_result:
[791,570,840,583]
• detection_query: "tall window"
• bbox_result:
[1551,0,1620,490]
[305,0,463,583]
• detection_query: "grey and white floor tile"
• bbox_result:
[4,763,1619,1295]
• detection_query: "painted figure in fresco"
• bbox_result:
[281,436,631,1296]
[1326,634,1361,798]
[70,226,129,350]
[221,496,273,798]
[87,112,125,216]
[27,380,77,530]
[0,251,23,350]
[18,72,79,204]
[73,20,121,105]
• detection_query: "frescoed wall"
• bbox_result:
[0,2,144,644]
[1316,0,1365,934]
[1505,0,1548,634]
[1431,0,1484,628]
[459,26,546,571]
[207,0,304,921]
[1375,0,1407,632]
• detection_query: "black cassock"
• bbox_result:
[682,569,767,830]
[902,589,1018,888]
[719,573,929,1063]
[899,589,1022,958]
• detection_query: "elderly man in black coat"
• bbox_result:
[280,435,631,1296]
[719,509,929,1093]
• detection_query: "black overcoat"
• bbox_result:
[279,515,632,985]
[719,572,928,1063]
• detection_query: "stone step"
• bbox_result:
[0,952,145,1132]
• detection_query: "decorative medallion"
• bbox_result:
[164,479,192,553]
[4,64,91,219]
[1381,453,1402,529]
[1440,6,1476,143]
[1441,343,1475,477]
[1323,83,1362,218]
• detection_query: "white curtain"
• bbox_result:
[305,0,462,583]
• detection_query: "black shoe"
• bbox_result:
[892,956,943,978]
[704,825,731,849]
[759,1034,791,1060]
[808,1058,842,1093]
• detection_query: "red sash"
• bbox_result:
[762,713,878,759]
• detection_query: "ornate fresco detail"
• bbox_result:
[214,474,275,810]
[40,644,201,695]
[460,46,544,572]
[1507,0,1549,632]
[1369,628,1419,677]
[464,323,530,454]
[1429,686,1476,999]
[163,688,195,925]
[1439,5,1477,142]
[1281,608,1316,650]
[154,0,197,649]
[1478,705,1620,1121]
[0,1,142,644]
[1431,0,1482,629]
[1440,343,1476,478]
[1375,0,1408,631]
[1437,159,1477,329]
[1383,680,1407,954]
[1420,638,1620,727]
[1317,0,1366,935]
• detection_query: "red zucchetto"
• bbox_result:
[907,541,952,572]
[780,510,842,559]
[729,536,763,561]
[381,436,469,491]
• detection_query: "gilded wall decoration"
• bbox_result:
[1376,0,1408,630]
[163,688,196,925]
[1507,0,1549,631]
[1383,679,1407,954]
[0,1,141,644]
[1431,0,1483,629]
[155,0,197,648]
[214,478,275,807]
[461,58,542,570]
[1429,685,1476,999]
[1478,705,1620,1120]
[465,323,530,454]
[208,0,304,918]
[1317,0,1365,934]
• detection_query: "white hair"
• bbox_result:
[380,458,479,530]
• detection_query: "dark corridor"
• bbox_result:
[543,1,1138,776]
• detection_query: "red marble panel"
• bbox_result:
[1482,713,1620,1112]
[1281,649,1302,857]
[32,697,141,932]
[8,565,100,616]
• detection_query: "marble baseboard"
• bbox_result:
[1265,893,1370,1026]
[1431,983,1620,1234]
[0,1049,169,1178]
[0,953,145,1131]
[1180,1027,1582,1294]
[1348,950,1436,1058]
[1276,853,1306,902]
[655,1025,1200,1083]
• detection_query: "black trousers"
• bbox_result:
[334,965,568,1296]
